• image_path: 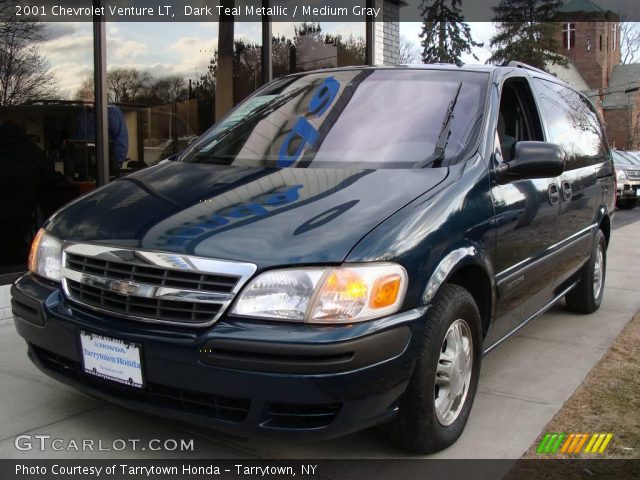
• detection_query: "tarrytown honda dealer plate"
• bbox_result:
[80,331,143,388]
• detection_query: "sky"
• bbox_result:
[38,21,371,98]
[400,22,496,64]
[39,19,631,98]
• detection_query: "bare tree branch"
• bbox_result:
[0,0,59,105]
[621,22,640,64]
[399,37,421,64]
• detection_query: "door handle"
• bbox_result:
[548,183,560,206]
[561,180,572,201]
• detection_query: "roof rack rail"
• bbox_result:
[507,61,547,75]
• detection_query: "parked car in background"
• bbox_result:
[12,63,615,453]
[613,149,640,209]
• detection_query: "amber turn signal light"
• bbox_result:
[370,274,402,309]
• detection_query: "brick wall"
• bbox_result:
[552,15,640,149]
[374,0,400,65]
[382,1,400,64]
[553,18,621,91]
[604,95,640,150]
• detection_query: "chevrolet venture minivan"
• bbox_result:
[12,63,615,453]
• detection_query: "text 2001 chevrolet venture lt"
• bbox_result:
[12,64,615,453]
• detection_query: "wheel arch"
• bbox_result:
[422,246,495,337]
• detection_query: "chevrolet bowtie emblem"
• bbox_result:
[110,280,139,296]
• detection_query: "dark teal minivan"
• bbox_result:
[12,63,615,452]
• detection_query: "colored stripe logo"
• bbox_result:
[537,432,613,454]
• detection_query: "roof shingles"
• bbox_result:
[603,64,640,109]
[558,0,605,13]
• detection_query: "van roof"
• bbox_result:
[292,62,558,81]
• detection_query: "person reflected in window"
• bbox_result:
[74,89,129,176]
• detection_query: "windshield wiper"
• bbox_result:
[185,86,308,159]
[414,81,463,169]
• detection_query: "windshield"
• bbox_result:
[613,150,640,166]
[179,69,489,169]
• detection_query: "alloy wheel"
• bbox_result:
[434,319,473,426]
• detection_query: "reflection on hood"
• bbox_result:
[46,161,448,268]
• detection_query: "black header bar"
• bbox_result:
[5,0,640,22]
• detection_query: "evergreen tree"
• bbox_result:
[419,0,482,66]
[488,0,568,71]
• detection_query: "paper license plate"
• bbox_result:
[80,331,143,388]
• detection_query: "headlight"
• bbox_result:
[617,169,627,180]
[231,263,408,324]
[28,229,63,282]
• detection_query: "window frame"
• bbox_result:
[530,76,610,170]
[562,22,576,50]
[494,75,545,164]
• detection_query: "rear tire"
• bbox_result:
[565,229,606,314]
[387,284,482,453]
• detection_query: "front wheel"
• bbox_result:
[565,229,606,314]
[387,284,482,453]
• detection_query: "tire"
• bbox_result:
[387,284,482,453]
[565,229,606,314]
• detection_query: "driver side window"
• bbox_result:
[497,78,544,162]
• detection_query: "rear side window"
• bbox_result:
[532,78,608,170]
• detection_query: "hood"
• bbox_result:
[46,161,448,268]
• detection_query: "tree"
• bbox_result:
[272,34,293,77]
[488,0,568,71]
[145,75,188,104]
[76,70,188,106]
[338,34,367,66]
[106,68,151,103]
[0,1,59,105]
[399,37,421,64]
[233,38,262,97]
[271,23,367,75]
[75,75,94,101]
[193,53,218,101]
[621,22,640,64]
[418,0,482,65]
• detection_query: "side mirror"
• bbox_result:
[496,141,564,183]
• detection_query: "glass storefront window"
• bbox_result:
[104,23,215,170]
[0,15,366,280]
[104,21,263,172]
[234,22,264,104]
[0,19,94,276]
[272,22,367,78]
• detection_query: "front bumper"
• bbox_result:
[617,179,640,200]
[11,273,427,440]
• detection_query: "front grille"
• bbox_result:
[30,345,251,423]
[66,253,239,293]
[61,245,256,327]
[66,279,221,324]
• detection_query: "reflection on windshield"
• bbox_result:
[179,69,489,169]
